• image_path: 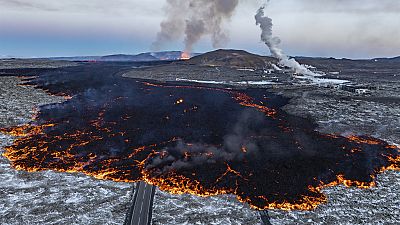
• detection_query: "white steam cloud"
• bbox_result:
[255,1,319,77]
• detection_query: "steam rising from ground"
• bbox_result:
[255,1,318,77]
[152,0,239,54]
[145,110,263,174]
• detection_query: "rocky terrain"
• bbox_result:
[185,49,277,68]
[0,76,131,225]
[0,59,77,69]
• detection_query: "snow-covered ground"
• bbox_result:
[309,78,350,85]
[176,78,225,84]
[152,192,261,225]
[235,80,277,85]
[176,78,278,86]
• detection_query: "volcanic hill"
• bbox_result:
[183,49,278,69]
[123,49,280,82]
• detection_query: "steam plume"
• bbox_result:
[152,0,239,55]
[145,110,264,174]
[255,1,318,77]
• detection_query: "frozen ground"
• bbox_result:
[175,78,278,86]
[284,90,400,145]
[153,191,262,225]
[0,76,131,225]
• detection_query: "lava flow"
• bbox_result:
[1,64,399,211]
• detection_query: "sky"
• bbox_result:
[0,0,399,59]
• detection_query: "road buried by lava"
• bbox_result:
[1,63,399,211]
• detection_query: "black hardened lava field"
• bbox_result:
[2,63,399,210]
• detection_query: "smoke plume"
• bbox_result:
[255,1,318,77]
[145,110,264,175]
[152,0,239,54]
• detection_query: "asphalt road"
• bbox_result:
[128,182,156,225]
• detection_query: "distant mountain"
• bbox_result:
[0,55,15,59]
[151,51,200,60]
[49,51,201,62]
[50,56,101,61]
[151,51,181,60]
[185,49,278,68]
[100,53,158,62]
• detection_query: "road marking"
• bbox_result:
[130,182,155,225]
[138,186,144,225]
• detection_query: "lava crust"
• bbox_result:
[2,64,399,210]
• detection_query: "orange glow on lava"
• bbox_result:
[175,99,184,105]
[180,51,191,60]
[1,80,400,212]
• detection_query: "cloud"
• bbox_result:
[230,0,400,58]
[0,0,161,15]
[276,0,400,13]
[0,0,399,58]
[0,0,57,11]
[266,0,400,58]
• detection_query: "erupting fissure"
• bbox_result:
[180,51,191,60]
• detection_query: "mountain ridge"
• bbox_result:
[183,49,278,68]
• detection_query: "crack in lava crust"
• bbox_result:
[1,65,399,211]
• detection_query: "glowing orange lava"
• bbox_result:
[1,80,399,212]
[180,51,191,60]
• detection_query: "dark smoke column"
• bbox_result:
[152,0,239,58]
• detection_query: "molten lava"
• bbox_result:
[1,64,399,211]
[180,51,191,60]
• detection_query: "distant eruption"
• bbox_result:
[180,51,191,60]
[255,1,318,77]
[152,0,239,59]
